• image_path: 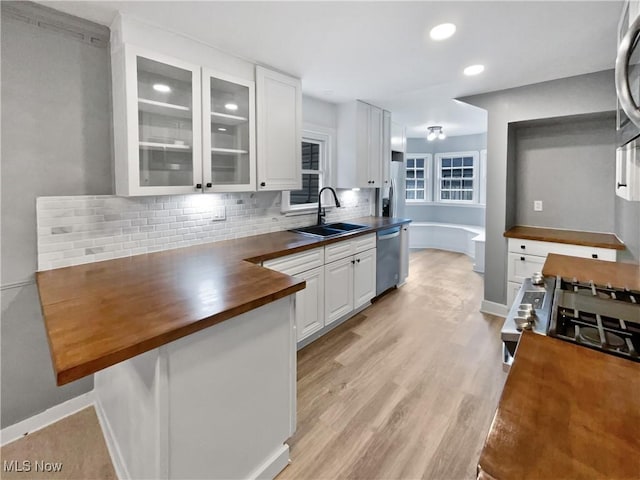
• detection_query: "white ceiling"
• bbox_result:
[43,1,623,137]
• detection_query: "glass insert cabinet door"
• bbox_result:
[132,49,203,194]
[202,69,256,192]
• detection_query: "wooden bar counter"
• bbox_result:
[543,253,640,291]
[504,225,625,250]
[478,332,640,479]
[36,216,409,386]
[36,216,410,480]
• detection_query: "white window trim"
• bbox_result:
[405,153,432,203]
[281,126,334,213]
[435,151,480,204]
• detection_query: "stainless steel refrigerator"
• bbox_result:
[381,151,405,218]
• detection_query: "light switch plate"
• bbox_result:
[534,200,543,212]
[211,205,226,221]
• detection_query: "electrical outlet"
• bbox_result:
[534,200,543,212]
[211,205,226,221]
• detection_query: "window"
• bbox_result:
[436,151,479,203]
[405,154,431,202]
[281,128,332,212]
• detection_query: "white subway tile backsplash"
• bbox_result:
[36,190,372,270]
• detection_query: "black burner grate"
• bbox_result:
[550,278,640,362]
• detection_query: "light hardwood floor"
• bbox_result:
[277,249,507,480]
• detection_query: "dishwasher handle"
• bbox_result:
[378,227,400,240]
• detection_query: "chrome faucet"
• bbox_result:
[317,187,341,225]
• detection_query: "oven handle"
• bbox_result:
[615,14,640,129]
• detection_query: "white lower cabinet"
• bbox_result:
[507,253,546,284]
[263,233,380,344]
[325,247,377,324]
[325,256,355,325]
[353,249,376,309]
[294,266,324,340]
[506,237,618,308]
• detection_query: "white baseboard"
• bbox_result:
[247,444,290,480]
[480,300,508,318]
[1,391,95,446]
[94,394,129,480]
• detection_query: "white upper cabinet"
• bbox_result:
[616,142,640,201]
[112,43,302,196]
[112,46,258,196]
[256,66,302,191]
[391,121,406,153]
[113,46,203,196]
[202,69,256,192]
[337,100,391,189]
[382,110,392,187]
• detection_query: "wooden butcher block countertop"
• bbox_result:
[504,225,626,250]
[478,332,640,480]
[543,253,640,292]
[36,216,410,386]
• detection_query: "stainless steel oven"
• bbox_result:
[615,5,640,147]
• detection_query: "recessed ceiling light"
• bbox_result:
[153,83,171,93]
[430,23,456,41]
[218,127,227,132]
[464,64,485,76]
[224,103,239,111]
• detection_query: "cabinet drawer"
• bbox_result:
[325,240,355,263]
[507,253,546,284]
[508,238,616,261]
[262,247,324,276]
[353,233,376,254]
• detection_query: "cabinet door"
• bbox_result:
[507,253,546,284]
[368,106,383,187]
[354,248,377,309]
[202,69,255,192]
[116,46,203,196]
[382,110,391,187]
[256,66,302,191]
[325,257,354,325]
[616,143,640,201]
[355,101,371,188]
[294,267,324,341]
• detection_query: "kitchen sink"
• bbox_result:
[290,222,368,238]
[291,225,346,237]
[324,222,367,231]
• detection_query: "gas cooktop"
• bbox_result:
[548,278,640,362]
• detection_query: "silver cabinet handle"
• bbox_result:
[616,14,640,129]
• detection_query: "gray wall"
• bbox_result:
[405,133,487,227]
[302,95,337,129]
[513,113,616,232]
[407,132,487,155]
[1,3,112,428]
[461,70,618,306]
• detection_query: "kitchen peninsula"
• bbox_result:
[36,216,408,479]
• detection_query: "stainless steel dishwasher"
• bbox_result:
[376,226,401,296]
